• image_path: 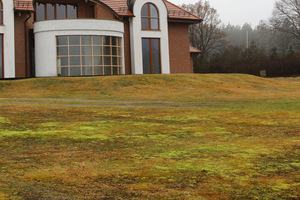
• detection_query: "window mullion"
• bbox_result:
[149,39,153,74]
[80,36,83,76]
[148,4,151,30]
[102,37,104,75]
[67,36,70,76]
[91,36,94,76]
[110,37,113,75]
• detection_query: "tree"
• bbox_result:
[181,0,226,73]
[270,0,300,46]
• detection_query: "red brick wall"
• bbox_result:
[190,55,194,71]
[14,13,34,78]
[94,4,115,20]
[168,22,193,73]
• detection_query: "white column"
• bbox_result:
[1,0,15,78]
[129,0,170,74]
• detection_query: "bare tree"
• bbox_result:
[270,0,300,46]
[182,0,226,73]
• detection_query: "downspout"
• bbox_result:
[24,12,32,78]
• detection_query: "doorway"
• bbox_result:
[142,38,161,74]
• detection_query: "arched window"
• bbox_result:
[141,3,159,30]
[0,0,3,24]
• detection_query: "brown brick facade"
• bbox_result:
[14,12,34,78]
[168,22,193,73]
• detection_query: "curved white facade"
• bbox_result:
[0,0,15,78]
[34,19,125,77]
[129,0,170,74]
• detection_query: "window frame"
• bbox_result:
[141,3,160,31]
[35,2,78,21]
[0,34,3,78]
[0,0,3,25]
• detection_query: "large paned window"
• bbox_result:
[141,3,159,30]
[35,2,77,21]
[142,38,160,74]
[0,0,3,24]
[0,35,3,78]
[56,35,122,76]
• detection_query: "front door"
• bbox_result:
[142,38,161,74]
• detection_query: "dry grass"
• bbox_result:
[0,74,299,100]
[0,74,299,199]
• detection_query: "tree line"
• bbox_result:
[183,0,300,77]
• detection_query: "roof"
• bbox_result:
[164,0,201,22]
[190,46,202,54]
[99,0,133,16]
[14,0,34,11]
[13,0,201,22]
[100,0,201,22]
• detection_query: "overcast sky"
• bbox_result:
[170,0,277,27]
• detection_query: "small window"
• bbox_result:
[67,5,77,19]
[36,2,45,21]
[46,4,55,20]
[141,3,159,30]
[0,1,3,24]
[89,6,95,18]
[56,4,66,19]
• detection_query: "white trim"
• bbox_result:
[0,0,15,78]
[34,19,124,77]
[129,0,170,74]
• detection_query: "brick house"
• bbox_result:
[0,0,201,79]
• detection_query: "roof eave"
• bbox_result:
[14,9,35,12]
[168,17,202,24]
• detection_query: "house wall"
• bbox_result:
[0,0,15,78]
[14,0,119,78]
[168,22,193,73]
[10,0,195,78]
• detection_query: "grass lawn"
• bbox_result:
[0,74,299,199]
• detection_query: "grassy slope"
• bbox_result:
[0,74,299,100]
[0,74,299,199]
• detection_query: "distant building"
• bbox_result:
[0,0,201,78]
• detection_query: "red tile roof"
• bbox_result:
[100,0,201,22]
[13,0,201,22]
[190,46,202,53]
[99,0,133,16]
[14,0,34,11]
[164,0,201,22]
